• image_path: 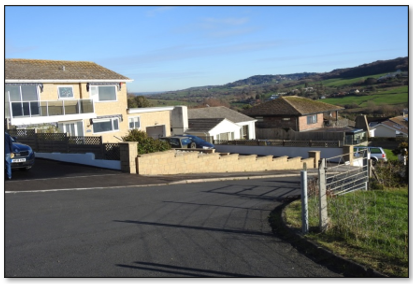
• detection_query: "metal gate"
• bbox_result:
[316,149,370,232]
[321,148,369,196]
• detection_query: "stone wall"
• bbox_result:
[137,149,319,175]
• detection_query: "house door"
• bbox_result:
[146,125,165,139]
[58,121,84,136]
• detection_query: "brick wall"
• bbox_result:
[137,150,318,175]
[298,113,324,131]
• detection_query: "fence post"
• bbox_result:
[301,163,309,234]
[318,158,329,232]
[119,142,138,174]
[100,136,105,158]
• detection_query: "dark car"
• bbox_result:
[10,136,35,170]
[159,136,193,148]
[177,134,214,149]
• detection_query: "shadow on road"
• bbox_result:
[116,261,258,277]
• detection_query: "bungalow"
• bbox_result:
[369,115,408,138]
[242,96,343,132]
[188,106,257,140]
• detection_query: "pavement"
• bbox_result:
[5,158,319,193]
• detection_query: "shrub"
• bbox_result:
[373,160,407,188]
[122,129,171,155]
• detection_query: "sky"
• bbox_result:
[4,5,409,93]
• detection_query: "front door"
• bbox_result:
[58,121,84,136]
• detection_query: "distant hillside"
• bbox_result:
[147,56,408,112]
[323,57,408,79]
[226,72,318,87]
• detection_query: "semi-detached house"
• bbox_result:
[5,59,179,142]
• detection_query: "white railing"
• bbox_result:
[8,99,94,118]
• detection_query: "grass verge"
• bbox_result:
[275,187,408,277]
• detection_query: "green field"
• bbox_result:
[283,187,408,277]
[322,85,408,107]
[321,73,388,87]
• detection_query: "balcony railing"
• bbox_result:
[8,99,94,118]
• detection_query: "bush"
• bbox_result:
[373,160,407,188]
[122,129,171,155]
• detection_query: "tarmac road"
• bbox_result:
[5,159,341,277]
[5,178,341,277]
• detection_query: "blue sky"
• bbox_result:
[5,5,409,93]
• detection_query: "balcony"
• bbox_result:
[7,99,96,125]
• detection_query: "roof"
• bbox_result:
[242,96,343,117]
[5,59,131,81]
[374,120,408,135]
[388,115,409,127]
[188,106,255,123]
[187,118,226,132]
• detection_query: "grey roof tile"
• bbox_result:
[242,96,343,116]
[188,106,255,123]
[5,59,131,81]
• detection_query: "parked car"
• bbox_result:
[177,134,215,149]
[159,136,193,148]
[9,136,35,170]
[354,146,387,165]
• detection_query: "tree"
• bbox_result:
[127,94,152,108]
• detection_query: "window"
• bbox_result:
[58,121,84,136]
[93,118,119,133]
[58,86,74,99]
[128,117,140,129]
[307,114,317,124]
[5,84,40,117]
[90,85,117,101]
[241,125,249,139]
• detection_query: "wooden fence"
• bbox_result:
[7,129,120,160]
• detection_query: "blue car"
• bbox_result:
[178,134,215,149]
[10,136,35,170]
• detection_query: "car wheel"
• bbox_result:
[190,142,197,148]
[371,159,377,166]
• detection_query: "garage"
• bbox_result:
[146,125,165,139]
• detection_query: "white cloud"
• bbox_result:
[145,6,174,17]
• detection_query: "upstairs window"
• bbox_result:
[90,85,117,102]
[307,114,317,124]
[58,86,74,99]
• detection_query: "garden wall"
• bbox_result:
[137,150,320,175]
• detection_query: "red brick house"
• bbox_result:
[242,96,343,132]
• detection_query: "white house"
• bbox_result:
[369,116,408,138]
[188,106,257,140]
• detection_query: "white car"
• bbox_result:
[354,146,387,165]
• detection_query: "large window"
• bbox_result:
[307,114,318,124]
[93,118,119,133]
[58,86,74,99]
[5,84,40,117]
[90,85,117,102]
[128,117,140,129]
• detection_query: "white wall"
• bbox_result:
[236,121,256,140]
[36,152,121,170]
[210,119,242,139]
[372,125,397,137]
[215,144,343,159]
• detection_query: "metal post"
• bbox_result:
[318,158,329,232]
[301,163,309,234]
